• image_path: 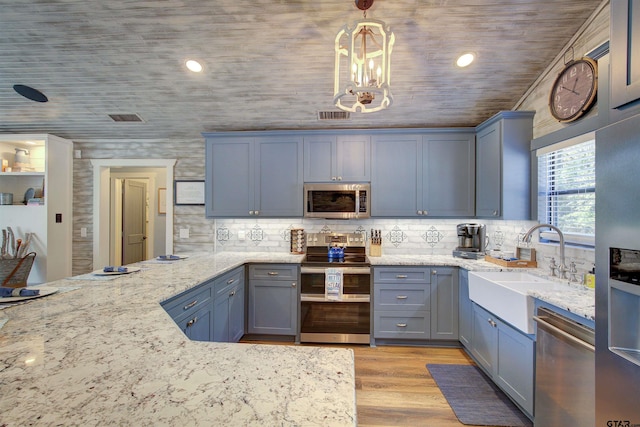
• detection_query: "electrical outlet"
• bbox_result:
[179,228,189,239]
[74,150,82,159]
[238,230,245,240]
[80,227,87,237]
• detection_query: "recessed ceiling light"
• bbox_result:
[456,53,475,68]
[185,59,203,73]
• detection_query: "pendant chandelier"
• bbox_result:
[334,0,394,113]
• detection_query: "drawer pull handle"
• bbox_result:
[396,274,408,279]
[186,316,198,327]
[268,272,279,276]
[396,295,408,299]
[396,323,407,327]
[183,300,198,310]
[227,278,235,284]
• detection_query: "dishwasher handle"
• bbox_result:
[534,315,595,352]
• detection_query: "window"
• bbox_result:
[536,133,595,246]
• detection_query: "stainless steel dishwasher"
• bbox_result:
[533,306,595,427]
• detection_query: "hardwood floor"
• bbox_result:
[242,340,485,426]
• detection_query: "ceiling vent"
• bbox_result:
[318,111,351,121]
[108,113,144,123]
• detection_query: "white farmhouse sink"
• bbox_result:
[468,271,564,334]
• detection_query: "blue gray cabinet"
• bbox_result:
[204,135,303,217]
[471,302,534,418]
[161,281,213,342]
[611,0,640,110]
[373,267,431,341]
[458,269,472,349]
[430,267,459,340]
[475,111,534,220]
[303,134,370,182]
[371,131,475,217]
[247,264,298,336]
[213,267,245,343]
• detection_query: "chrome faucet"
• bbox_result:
[523,224,567,279]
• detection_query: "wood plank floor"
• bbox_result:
[242,340,487,426]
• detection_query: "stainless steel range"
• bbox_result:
[300,232,371,344]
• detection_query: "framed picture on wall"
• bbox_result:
[174,180,205,205]
[158,187,167,214]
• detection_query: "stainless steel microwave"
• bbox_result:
[303,183,370,219]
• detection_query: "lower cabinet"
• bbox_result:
[471,302,534,417]
[212,267,245,343]
[458,269,472,349]
[247,264,298,336]
[373,266,458,343]
[162,266,245,343]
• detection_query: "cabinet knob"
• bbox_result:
[249,210,254,215]
[431,270,437,275]
[291,282,297,288]
[254,210,259,215]
[487,318,497,328]
[331,176,337,181]
[229,290,236,297]
[493,210,498,216]
[417,210,423,215]
[186,316,198,327]
[423,210,428,215]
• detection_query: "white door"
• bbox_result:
[122,179,147,265]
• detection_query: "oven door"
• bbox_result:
[300,266,371,344]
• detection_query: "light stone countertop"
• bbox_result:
[0,252,356,427]
[0,251,595,426]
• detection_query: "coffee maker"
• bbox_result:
[452,223,487,259]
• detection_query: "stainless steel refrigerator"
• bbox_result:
[595,112,640,424]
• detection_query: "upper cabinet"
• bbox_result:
[204,134,303,217]
[610,0,640,110]
[371,131,475,217]
[303,134,370,182]
[0,134,73,284]
[475,112,534,220]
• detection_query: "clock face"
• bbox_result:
[549,58,598,123]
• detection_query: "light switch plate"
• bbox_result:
[179,228,189,239]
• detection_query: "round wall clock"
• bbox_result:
[549,57,598,123]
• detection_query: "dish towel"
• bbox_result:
[0,287,40,298]
[325,268,343,301]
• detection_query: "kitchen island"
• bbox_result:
[0,252,355,426]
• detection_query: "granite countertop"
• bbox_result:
[0,252,356,427]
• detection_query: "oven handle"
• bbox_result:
[300,294,370,303]
[300,266,371,275]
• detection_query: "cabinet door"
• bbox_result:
[178,304,213,342]
[255,136,303,216]
[248,280,297,335]
[495,320,534,416]
[336,135,370,182]
[213,292,231,342]
[471,303,498,375]
[611,0,640,109]
[458,269,472,349]
[303,135,335,182]
[371,135,420,217]
[422,133,475,217]
[229,283,245,342]
[475,122,501,218]
[430,267,459,340]
[205,138,254,217]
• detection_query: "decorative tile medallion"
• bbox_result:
[320,225,332,234]
[422,226,443,247]
[249,224,264,246]
[388,225,407,248]
[216,226,231,245]
[492,229,505,248]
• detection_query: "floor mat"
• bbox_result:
[426,364,532,427]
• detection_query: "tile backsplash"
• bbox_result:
[207,218,595,280]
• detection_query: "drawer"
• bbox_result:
[374,283,430,310]
[162,284,212,320]
[214,267,244,299]
[374,310,430,339]
[374,267,431,284]
[249,264,298,281]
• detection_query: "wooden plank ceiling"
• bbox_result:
[0,0,602,140]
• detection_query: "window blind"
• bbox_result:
[537,137,595,245]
